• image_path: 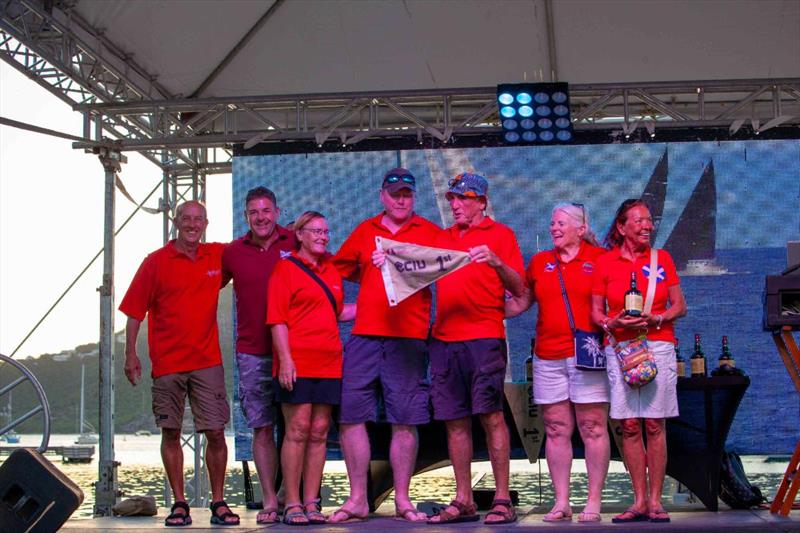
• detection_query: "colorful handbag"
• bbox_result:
[602,249,661,388]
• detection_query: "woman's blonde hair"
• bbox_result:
[552,202,599,246]
[293,210,326,250]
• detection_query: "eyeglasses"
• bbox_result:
[384,174,415,186]
[571,202,586,224]
[300,228,330,237]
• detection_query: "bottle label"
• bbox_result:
[677,361,686,377]
[625,294,643,312]
[691,357,705,374]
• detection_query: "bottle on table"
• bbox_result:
[718,335,735,369]
[624,271,643,317]
[675,339,686,378]
[691,333,707,377]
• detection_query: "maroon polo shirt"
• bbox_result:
[222,226,297,355]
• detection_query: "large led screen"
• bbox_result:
[231,140,800,457]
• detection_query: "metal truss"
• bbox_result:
[67,78,800,162]
[0,0,228,171]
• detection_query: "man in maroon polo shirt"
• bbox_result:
[120,200,238,526]
[222,186,296,524]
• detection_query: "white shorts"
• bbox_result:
[532,354,610,405]
[606,340,679,420]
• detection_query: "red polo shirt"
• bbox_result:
[119,241,225,378]
[222,226,296,355]
[432,217,525,341]
[333,213,441,339]
[528,243,605,359]
[592,247,680,343]
[266,253,344,378]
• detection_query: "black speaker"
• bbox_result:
[0,448,84,532]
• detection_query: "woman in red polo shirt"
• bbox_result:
[506,202,609,523]
[267,211,355,526]
[590,199,687,524]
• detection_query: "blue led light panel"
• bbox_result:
[496,82,574,144]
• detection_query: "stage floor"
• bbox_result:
[64,504,799,531]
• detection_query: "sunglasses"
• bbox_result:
[571,202,586,224]
[384,174,415,186]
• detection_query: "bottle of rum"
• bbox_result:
[624,271,643,317]
[718,335,735,369]
[691,333,706,377]
[675,339,686,378]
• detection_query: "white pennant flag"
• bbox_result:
[376,236,471,307]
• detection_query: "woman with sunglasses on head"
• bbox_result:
[590,199,686,524]
[267,211,355,525]
[506,202,609,523]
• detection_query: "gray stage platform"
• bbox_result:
[63,505,799,532]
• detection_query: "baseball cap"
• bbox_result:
[382,168,416,193]
[446,172,488,198]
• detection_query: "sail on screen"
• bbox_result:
[231,139,800,459]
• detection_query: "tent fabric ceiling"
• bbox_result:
[74,0,800,100]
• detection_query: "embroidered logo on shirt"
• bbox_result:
[280,250,292,258]
[582,262,594,274]
[207,269,221,277]
[642,264,666,282]
[544,262,557,272]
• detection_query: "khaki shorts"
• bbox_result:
[152,364,230,432]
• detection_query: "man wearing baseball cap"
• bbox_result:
[330,167,441,523]
[427,172,525,525]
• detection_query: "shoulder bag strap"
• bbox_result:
[643,248,658,315]
[553,253,576,333]
[286,257,338,316]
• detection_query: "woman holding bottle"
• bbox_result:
[590,199,686,524]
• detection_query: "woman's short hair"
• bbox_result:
[603,198,649,249]
[552,202,599,247]
[293,210,325,250]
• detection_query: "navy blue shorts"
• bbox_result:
[429,338,507,421]
[339,335,430,425]
[236,352,276,428]
[274,377,341,406]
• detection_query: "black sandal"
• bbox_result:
[209,500,240,526]
[164,501,192,527]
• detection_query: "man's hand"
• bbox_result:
[468,245,502,268]
[371,249,387,268]
[124,351,142,386]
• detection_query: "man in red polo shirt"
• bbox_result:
[428,173,525,525]
[222,186,295,524]
[329,168,440,523]
[120,201,238,526]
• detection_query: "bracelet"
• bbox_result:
[602,318,612,330]
[655,314,664,330]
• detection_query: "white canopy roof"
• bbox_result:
[73,0,800,99]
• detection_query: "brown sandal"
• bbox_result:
[427,500,480,524]
[484,499,517,525]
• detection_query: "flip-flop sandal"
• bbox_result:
[543,508,573,522]
[164,501,192,527]
[283,503,310,526]
[304,499,327,524]
[395,507,427,522]
[649,508,671,523]
[256,507,280,524]
[328,507,367,523]
[484,498,517,525]
[612,507,648,523]
[577,511,602,522]
[209,500,240,526]
[427,500,480,524]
